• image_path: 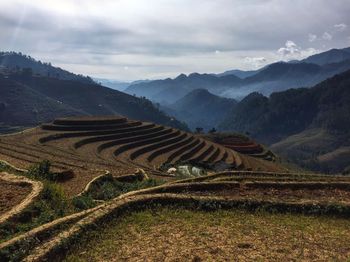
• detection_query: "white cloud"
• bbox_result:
[334,23,347,31]
[303,48,318,57]
[277,41,318,61]
[322,32,333,40]
[308,34,317,42]
[244,57,267,68]
[277,40,301,56]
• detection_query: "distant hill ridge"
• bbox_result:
[218,69,350,173]
[0,72,188,130]
[0,51,94,84]
[125,46,350,103]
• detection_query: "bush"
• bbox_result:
[27,160,59,181]
[72,194,95,210]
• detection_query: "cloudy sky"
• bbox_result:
[1,0,350,81]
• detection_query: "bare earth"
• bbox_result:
[0,179,31,215]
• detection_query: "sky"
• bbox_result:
[1,0,350,81]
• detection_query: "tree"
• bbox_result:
[208,127,217,134]
[195,127,203,134]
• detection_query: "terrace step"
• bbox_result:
[39,123,155,143]
[204,147,221,163]
[166,138,201,164]
[186,144,215,164]
[147,135,194,163]
[53,116,127,126]
[214,150,228,164]
[176,140,206,163]
[97,128,173,153]
[130,133,188,160]
[41,121,140,132]
[113,129,181,157]
[74,125,165,149]
[0,146,82,171]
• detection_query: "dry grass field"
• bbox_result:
[62,208,350,262]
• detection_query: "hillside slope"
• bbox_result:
[166,89,237,131]
[0,52,93,84]
[0,73,188,130]
[219,70,350,173]
[301,48,350,65]
[0,76,83,126]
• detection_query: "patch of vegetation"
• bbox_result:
[0,161,83,242]
[87,175,163,201]
[27,160,58,181]
[62,207,350,261]
[72,194,95,210]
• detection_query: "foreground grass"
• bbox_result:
[63,208,350,261]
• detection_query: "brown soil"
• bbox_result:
[0,116,286,197]
[0,179,32,216]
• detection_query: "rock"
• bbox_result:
[178,166,192,177]
[167,167,177,176]
[191,167,204,177]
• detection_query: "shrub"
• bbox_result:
[72,194,95,210]
[27,160,61,181]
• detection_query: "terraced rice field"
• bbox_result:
[0,116,283,196]
[1,116,349,261]
[203,133,276,161]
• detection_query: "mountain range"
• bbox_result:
[219,69,350,173]
[1,49,350,173]
[125,47,350,103]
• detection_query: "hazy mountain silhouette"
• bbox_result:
[126,47,350,102]
[163,89,237,131]
[219,69,350,173]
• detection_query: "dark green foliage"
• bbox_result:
[27,160,59,181]
[88,176,162,200]
[0,51,94,84]
[219,69,350,144]
[72,194,95,210]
